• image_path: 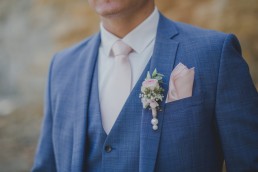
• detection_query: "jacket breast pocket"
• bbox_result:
[163,95,207,128]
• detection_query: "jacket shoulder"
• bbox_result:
[173,21,228,40]
[54,33,99,62]
[172,20,235,59]
[49,33,100,76]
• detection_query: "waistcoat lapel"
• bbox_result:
[71,34,101,171]
[139,14,179,172]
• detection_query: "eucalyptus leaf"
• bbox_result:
[157,73,164,77]
[147,71,151,79]
[152,68,157,77]
[155,76,162,80]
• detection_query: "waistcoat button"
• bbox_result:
[104,145,112,153]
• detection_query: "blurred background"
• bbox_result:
[0,0,257,171]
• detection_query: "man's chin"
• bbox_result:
[99,12,125,20]
[95,3,125,17]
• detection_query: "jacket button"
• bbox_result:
[104,145,112,153]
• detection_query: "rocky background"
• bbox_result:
[0,0,257,171]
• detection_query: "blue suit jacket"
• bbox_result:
[32,14,258,172]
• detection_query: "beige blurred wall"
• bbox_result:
[0,0,257,171]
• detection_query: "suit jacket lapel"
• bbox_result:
[71,34,101,171]
[140,14,179,172]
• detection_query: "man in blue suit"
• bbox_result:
[32,0,258,171]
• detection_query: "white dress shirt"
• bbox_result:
[98,7,160,132]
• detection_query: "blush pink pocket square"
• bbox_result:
[166,63,195,103]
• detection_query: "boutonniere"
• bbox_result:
[139,69,164,130]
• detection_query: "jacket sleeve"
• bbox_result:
[215,34,258,171]
[31,55,57,172]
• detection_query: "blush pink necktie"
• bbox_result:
[100,40,133,134]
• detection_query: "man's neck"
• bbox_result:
[100,3,155,38]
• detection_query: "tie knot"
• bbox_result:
[112,40,132,57]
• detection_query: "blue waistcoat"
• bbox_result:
[85,60,151,172]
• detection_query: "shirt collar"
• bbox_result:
[100,7,159,56]
[100,24,119,57]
